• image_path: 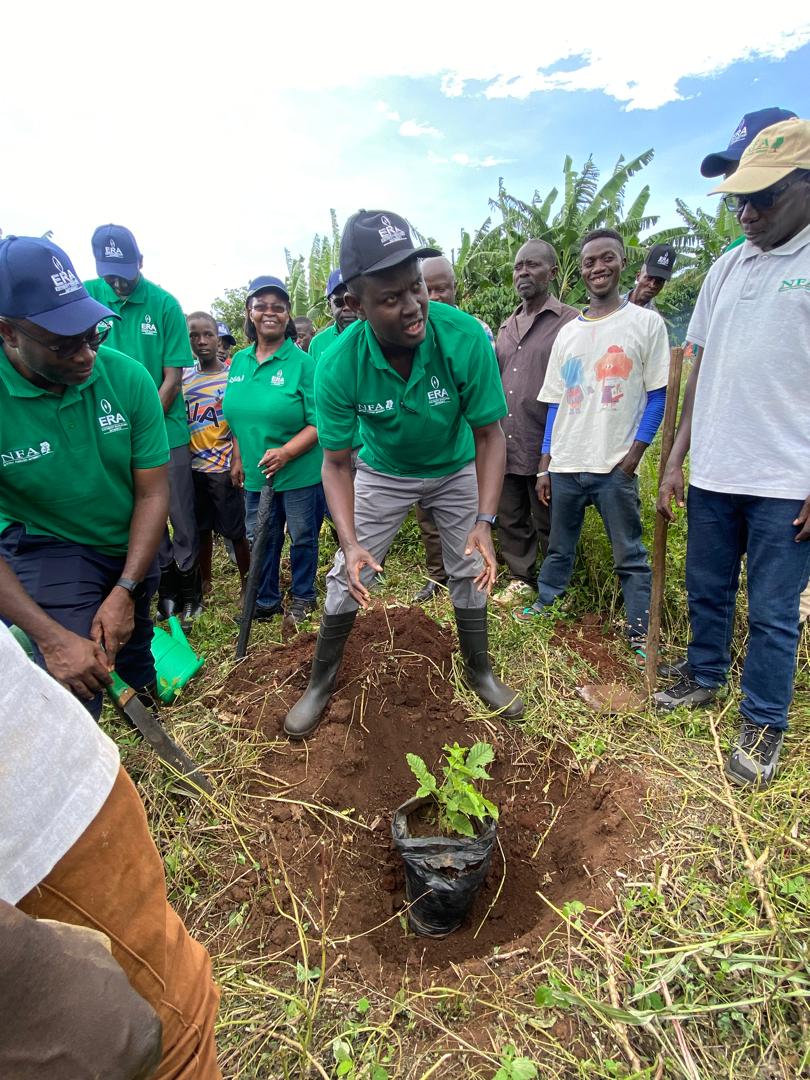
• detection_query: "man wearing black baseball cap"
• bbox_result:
[284,209,522,739]
[85,224,201,627]
[627,243,677,309]
[0,236,169,715]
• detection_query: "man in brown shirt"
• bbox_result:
[493,240,578,605]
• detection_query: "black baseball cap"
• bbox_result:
[340,210,440,283]
[643,243,677,280]
[700,107,798,178]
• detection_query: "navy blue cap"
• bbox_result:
[91,223,142,280]
[326,268,345,297]
[0,236,118,335]
[701,108,798,177]
[340,210,440,282]
[245,275,290,304]
[216,321,236,344]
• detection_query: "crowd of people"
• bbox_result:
[0,106,808,1076]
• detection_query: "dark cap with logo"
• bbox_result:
[216,321,236,345]
[0,235,118,335]
[643,243,677,280]
[340,210,440,283]
[245,275,290,304]
[700,107,798,178]
[91,223,142,281]
[326,268,345,297]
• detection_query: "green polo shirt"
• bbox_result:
[0,345,169,556]
[222,337,323,493]
[84,275,194,450]
[308,323,340,363]
[316,301,507,477]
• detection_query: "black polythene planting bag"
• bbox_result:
[391,796,497,937]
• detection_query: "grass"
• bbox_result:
[103,465,810,1079]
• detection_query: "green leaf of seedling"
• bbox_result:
[355,996,370,1015]
[406,754,438,793]
[371,1067,389,1080]
[466,741,495,776]
[336,1061,353,1077]
[446,810,475,837]
[296,962,321,983]
[332,1037,353,1064]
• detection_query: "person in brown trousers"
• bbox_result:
[492,240,578,607]
[0,618,220,1079]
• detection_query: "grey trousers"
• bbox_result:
[158,444,200,574]
[414,504,448,585]
[325,460,486,613]
[497,473,550,584]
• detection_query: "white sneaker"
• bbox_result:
[492,579,535,607]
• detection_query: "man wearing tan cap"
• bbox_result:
[656,118,810,788]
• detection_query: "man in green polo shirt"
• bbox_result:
[308,269,359,364]
[284,209,523,739]
[84,224,201,626]
[0,236,169,717]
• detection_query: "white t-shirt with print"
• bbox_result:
[0,625,119,904]
[539,301,670,473]
[687,223,810,501]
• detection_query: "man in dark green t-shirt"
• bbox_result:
[284,210,523,739]
[84,224,201,626]
[308,269,359,364]
[0,237,169,718]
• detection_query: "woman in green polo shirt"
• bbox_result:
[222,276,324,621]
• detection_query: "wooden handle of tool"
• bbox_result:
[645,346,684,694]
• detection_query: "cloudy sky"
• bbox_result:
[4,2,809,312]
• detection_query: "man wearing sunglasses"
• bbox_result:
[656,119,810,789]
[0,236,169,717]
[308,269,360,363]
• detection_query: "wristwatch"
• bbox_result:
[475,513,498,527]
[115,577,145,600]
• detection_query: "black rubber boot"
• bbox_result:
[177,564,204,630]
[284,611,358,740]
[454,606,524,719]
[156,564,179,621]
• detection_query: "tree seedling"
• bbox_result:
[406,742,498,838]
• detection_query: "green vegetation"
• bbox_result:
[406,742,499,838]
[103,469,810,1076]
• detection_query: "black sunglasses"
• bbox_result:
[722,177,797,214]
[11,320,111,359]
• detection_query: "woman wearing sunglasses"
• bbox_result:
[222,276,324,623]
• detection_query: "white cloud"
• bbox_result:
[429,151,512,168]
[375,100,400,121]
[399,119,442,138]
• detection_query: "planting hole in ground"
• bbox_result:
[213,606,648,978]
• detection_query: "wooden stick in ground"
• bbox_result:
[645,346,684,694]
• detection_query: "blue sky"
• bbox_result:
[3,2,808,311]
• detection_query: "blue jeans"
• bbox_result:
[244,484,324,609]
[685,485,810,731]
[537,469,651,638]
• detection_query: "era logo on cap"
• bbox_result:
[378,215,407,247]
[140,314,158,336]
[730,120,747,146]
[50,256,81,298]
[105,238,124,258]
[657,253,671,266]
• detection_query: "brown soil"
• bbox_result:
[213,606,649,981]
[551,612,630,683]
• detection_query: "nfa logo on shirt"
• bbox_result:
[357,399,395,414]
[140,314,158,336]
[271,369,285,386]
[50,256,81,298]
[427,374,450,407]
[1,441,53,468]
[378,215,407,247]
[105,238,124,259]
[97,397,129,434]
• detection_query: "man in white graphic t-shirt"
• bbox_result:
[514,228,670,662]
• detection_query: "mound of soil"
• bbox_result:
[215,606,648,979]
